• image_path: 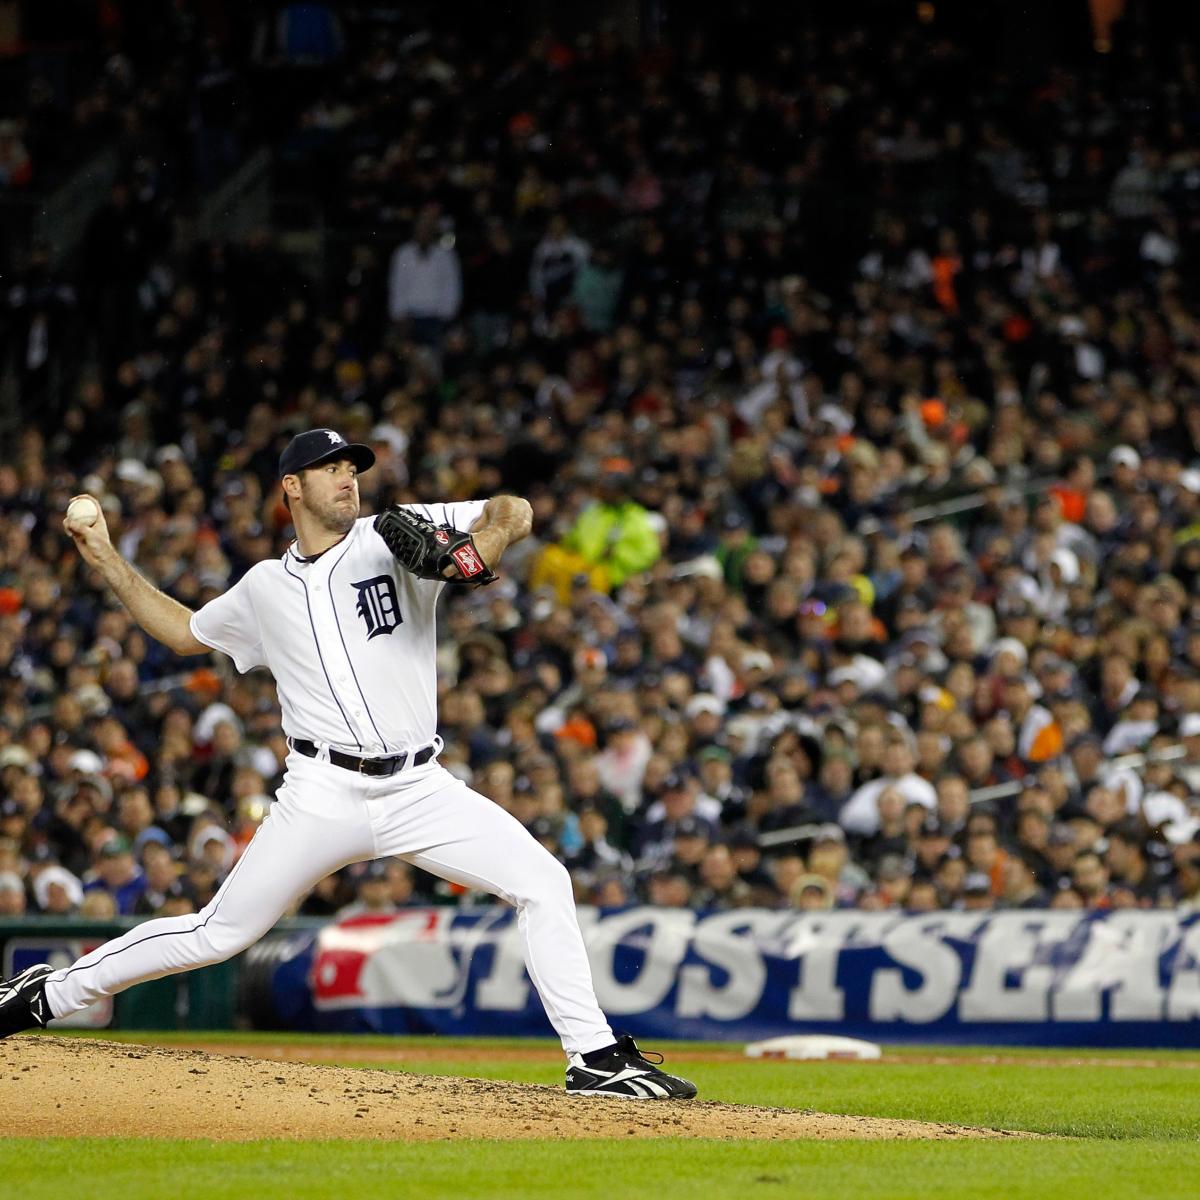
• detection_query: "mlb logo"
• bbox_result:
[311,910,458,1010]
[4,938,113,1028]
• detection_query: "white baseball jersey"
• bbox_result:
[189,502,485,754]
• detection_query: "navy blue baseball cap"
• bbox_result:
[278,428,375,478]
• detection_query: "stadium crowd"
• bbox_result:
[3,12,1200,925]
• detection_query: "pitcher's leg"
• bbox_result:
[396,782,613,1056]
[45,787,371,1018]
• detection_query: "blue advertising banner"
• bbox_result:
[257,907,1200,1047]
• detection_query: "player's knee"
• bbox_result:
[201,917,259,962]
[525,853,573,905]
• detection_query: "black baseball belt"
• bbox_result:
[288,738,438,777]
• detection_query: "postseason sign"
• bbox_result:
[283,907,1200,1047]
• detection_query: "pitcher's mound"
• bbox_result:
[0,1035,1027,1142]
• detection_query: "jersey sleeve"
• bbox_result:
[423,500,488,531]
[189,570,266,674]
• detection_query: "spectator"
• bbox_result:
[963,811,1009,896]
[571,242,623,334]
[727,826,778,905]
[1041,824,1081,890]
[1104,821,1158,906]
[636,775,714,868]
[387,208,462,346]
[338,860,398,918]
[565,803,632,889]
[133,842,187,916]
[872,854,915,909]
[839,734,937,835]
[666,815,714,885]
[117,787,171,858]
[907,878,942,912]
[856,786,910,872]
[591,872,633,908]
[5,241,77,409]
[190,820,237,880]
[0,872,26,915]
[594,716,653,815]
[83,835,147,916]
[692,844,752,910]
[529,213,589,329]
[32,865,83,914]
[1001,854,1049,909]
[79,890,118,919]
[388,861,421,907]
[805,751,855,824]
[1071,850,1112,910]
[531,457,662,603]
[960,872,995,912]
[757,758,819,837]
[463,220,520,350]
[1049,885,1084,910]
[805,824,870,907]
[789,874,834,911]
[646,867,692,908]
[1002,676,1062,764]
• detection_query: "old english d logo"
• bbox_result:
[352,575,403,638]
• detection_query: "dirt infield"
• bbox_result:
[0,1035,1029,1142]
[125,1040,1200,1072]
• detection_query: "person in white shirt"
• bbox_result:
[838,734,937,836]
[387,209,462,346]
[0,428,695,1100]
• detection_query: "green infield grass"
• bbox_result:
[2,1033,1198,1200]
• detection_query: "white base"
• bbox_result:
[744,1035,882,1061]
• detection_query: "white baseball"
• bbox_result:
[66,497,101,527]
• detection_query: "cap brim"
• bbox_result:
[282,443,376,477]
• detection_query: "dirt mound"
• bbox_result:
[0,1035,1028,1142]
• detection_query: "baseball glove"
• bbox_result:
[373,506,498,586]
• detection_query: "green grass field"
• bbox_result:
[3,1033,1199,1199]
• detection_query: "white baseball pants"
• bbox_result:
[43,753,615,1056]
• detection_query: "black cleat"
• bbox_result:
[0,964,54,1037]
[566,1033,697,1100]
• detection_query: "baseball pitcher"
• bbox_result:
[0,428,696,1100]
